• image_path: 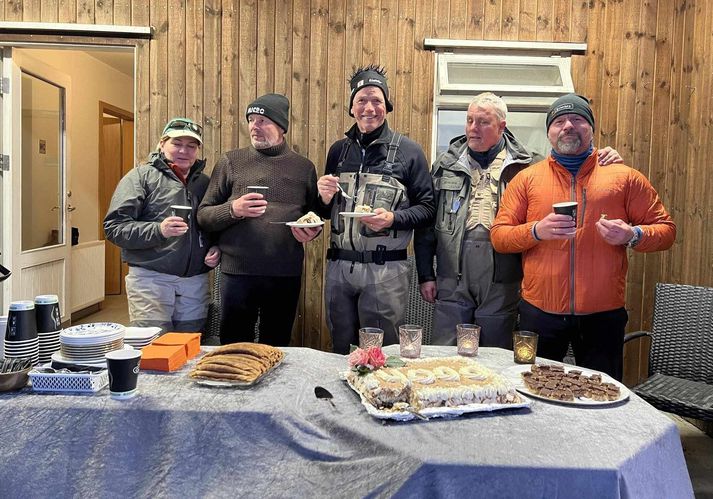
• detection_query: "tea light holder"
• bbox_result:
[456,324,480,357]
[358,327,384,349]
[513,331,538,364]
[398,324,423,359]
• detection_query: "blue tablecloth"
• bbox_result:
[0,346,693,498]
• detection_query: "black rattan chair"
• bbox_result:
[405,255,434,345]
[625,283,713,421]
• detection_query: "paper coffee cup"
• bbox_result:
[247,186,269,195]
[106,349,142,400]
[553,201,578,225]
[170,205,192,224]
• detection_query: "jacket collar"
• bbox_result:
[344,120,392,147]
[548,148,598,179]
[435,127,532,175]
[148,151,207,180]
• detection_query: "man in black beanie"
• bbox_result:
[491,93,676,380]
[315,65,436,354]
[198,93,321,346]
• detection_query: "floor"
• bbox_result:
[77,294,713,498]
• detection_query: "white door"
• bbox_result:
[0,47,72,320]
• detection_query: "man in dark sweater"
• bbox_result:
[197,94,321,346]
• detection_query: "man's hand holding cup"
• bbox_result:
[231,192,268,218]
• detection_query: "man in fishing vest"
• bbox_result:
[414,92,624,349]
[316,65,436,354]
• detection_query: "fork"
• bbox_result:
[331,174,352,199]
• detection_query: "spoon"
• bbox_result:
[314,386,336,408]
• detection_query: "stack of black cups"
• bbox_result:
[4,300,39,364]
[35,295,62,364]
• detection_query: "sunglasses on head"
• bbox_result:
[163,119,203,136]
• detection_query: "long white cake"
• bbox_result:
[346,356,522,411]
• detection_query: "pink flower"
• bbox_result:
[367,347,386,369]
[348,348,371,368]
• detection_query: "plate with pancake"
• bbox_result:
[502,363,630,406]
[189,342,285,388]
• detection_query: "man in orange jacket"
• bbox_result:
[490,94,676,380]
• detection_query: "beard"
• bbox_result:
[555,133,583,154]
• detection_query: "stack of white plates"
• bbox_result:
[38,329,61,364]
[123,327,161,349]
[3,337,39,365]
[58,323,126,364]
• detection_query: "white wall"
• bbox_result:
[20,48,133,243]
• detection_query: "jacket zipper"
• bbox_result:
[569,175,576,314]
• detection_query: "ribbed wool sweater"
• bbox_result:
[197,141,318,276]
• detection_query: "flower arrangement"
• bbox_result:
[348,346,404,375]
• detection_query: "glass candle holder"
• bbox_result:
[398,324,423,358]
[513,331,538,364]
[456,324,480,357]
[358,327,384,349]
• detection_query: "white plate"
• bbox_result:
[124,327,162,340]
[343,373,531,422]
[338,211,377,218]
[285,221,324,228]
[501,364,630,406]
[51,344,134,368]
[60,323,125,345]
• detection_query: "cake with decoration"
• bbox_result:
[346,356,522,411]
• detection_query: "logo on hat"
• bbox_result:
[247,106,266,115]
[368,78,382,84]
[552,103,574,114]
[356,79,364,88]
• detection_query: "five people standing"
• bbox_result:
[106,79,675,375]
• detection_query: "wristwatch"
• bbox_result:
[626,226,643,248]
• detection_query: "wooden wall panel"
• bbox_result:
[3,0,712,364]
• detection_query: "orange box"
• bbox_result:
[139,344,187,372]
[153,332,201,359]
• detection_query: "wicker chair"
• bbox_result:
[405,255,435,345]
[625,283,713,421]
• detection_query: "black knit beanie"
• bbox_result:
[246,93,289,133]
[348,66,394,117]
[546,94,595,131]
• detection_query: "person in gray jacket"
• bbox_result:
[104,118,220,333]
[414,93,621,348]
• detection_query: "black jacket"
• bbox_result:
[317,121,435,230]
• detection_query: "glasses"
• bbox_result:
[0,264,10,282]
[163,118,203,137]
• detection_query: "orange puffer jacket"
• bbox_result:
[491,150,676,315]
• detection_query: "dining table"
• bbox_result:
[0,345,694,498]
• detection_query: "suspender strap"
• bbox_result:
[327,246,407,265]
[381,132,402,180]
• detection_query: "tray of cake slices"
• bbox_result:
[343,356,530,421]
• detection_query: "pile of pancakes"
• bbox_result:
[189,342,284,384]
